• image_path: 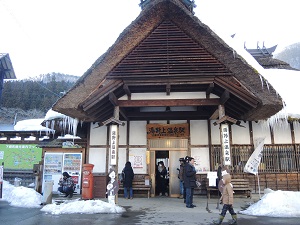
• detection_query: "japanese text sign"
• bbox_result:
[221,124,231,165]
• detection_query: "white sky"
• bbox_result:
[0,0,299,80]
[1,180,300,216]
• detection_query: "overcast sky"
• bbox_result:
[1,0,299,80]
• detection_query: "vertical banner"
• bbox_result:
[244,138,265,175]
[110,125,118,165]
[221,124,231,166]
[0,163,3,199]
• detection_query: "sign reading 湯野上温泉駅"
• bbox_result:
[146,123,189,139]
[0,144,42,169]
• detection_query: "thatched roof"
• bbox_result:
[53,0,283,122]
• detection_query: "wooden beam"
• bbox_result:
[209,108,219,120]
[206,83,214,98]
[220,90,230,104]
[109,93,118,106]
[123,84,131,100]
[109,93,128,121]
[166,84,171,96]
[117,99,220,107]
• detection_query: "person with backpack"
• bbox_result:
[122,161,134,199]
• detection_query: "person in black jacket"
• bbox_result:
[183,156,196,208]
[122,161,134,199]
[156,161,168,196]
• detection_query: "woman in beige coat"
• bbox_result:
[214,173,237,225]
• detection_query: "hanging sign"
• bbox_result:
[146,123,189,139]
[110,125,118,165]
[221,124,231,166]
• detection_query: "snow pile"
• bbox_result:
[240,189,300,217]
[1,180,42,208]
[41,199,125,215]
[0,180,125,215]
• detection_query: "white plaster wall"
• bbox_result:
[89,148,106,173]
[118,148,126,173]
[231,122,250,144]
[149,120,168,124]
[129,121,147,145]
[191,147,210,173]
[128,148,147,174]
[119,92,219,100]
[90,123,107,145]
[170,120,187,124]
[273,126,292,144]
[210,120,221,145]
[190,120,208,145]
[119,121,127,145]
[293,122,300,143]
[252,122,272,144]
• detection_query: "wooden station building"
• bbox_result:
[3,0,300,197]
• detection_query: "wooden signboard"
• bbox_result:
[146,123,189,139]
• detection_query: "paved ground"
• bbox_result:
[1,194,299,225]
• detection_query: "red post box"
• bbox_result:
[82,164,94,200]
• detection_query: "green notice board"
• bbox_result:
[0,144,42,169]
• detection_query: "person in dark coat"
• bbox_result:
[156,161,168,196]
[122,161,134,199]
[183,156,196,208]
[178,157,185,199]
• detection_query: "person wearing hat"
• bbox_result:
[177,157,185,199]
[183,156,196,208]
[58,172,75,198]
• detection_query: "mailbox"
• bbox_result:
[82,164,94,200]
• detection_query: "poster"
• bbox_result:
[132,155,143,168]
[0,144,42,169]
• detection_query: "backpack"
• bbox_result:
[119,170,125,183]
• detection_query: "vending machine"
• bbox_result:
[42,152,82,194]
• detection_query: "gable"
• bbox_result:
[52,0,283,123]
[108,19,232,79]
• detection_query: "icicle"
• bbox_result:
[259,74,264,89]
[265,80,270,92]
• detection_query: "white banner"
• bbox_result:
[110,125,118,165]
[221,124,231,165]
[244,138,265,175]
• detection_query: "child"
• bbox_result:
[213,173,237,225]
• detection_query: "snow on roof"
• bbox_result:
[14,119,53,132]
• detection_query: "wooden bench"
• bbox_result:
[119,175,151,198]
[206,178,252,199]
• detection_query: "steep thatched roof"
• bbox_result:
[53,0,283,122]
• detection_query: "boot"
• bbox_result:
[229,214,237,225]
[213,215,224,225]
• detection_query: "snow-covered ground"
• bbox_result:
[0,180,125,215]
[1,180,300,217]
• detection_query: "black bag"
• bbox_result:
[119,170,125,183]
